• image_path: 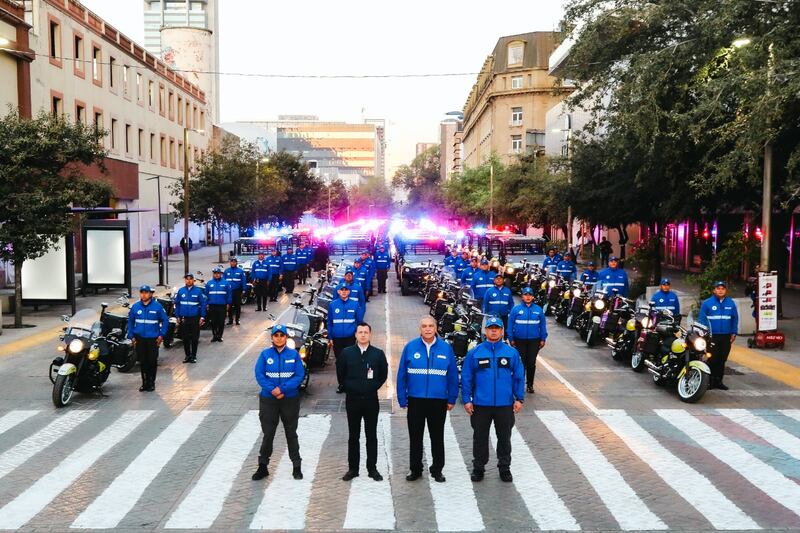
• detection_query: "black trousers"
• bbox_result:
[332,336,356,359]
[407,397,448,475]
[181,316,200,359]
[258,394,301,467]
[268,276,280,300]
[515,338,541,387]
[228,289,242,322]
[135,336,159,386]
[346,395,379,472]
[471,405,514,472]
[710,334,732,385]
[254,280,268,310]
[377,269,388,293]
[298,264,309,284]
[208,304,226,339]
[283,271,296,294]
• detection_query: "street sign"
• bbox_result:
[757,272,778,331]
[160,213,176,232]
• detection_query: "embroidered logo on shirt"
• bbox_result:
[335,308,340,314]
[413,352,421,359]
[712,305,718,311]
[500,357,509,366]
[267,358,273,364]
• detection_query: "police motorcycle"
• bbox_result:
[540,275,567,316]
[564,281,591,329]
[603,297,641,361]
[582,288,616,346]
[444,299,489,372]
[630,311,712,403]
[554,280,582,324]
[50,305,135,407]
[98,294,138,373]
[588,290,629,348]
[285,289,329,380]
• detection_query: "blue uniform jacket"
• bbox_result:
[482,286,514,317]
[698,295,739,335]
[361,257,375,281]
[461,340,525,407]
[396,337,459,408]
[650,290,680,315]
[556,260,578,281]
[444,255,457,267]
[507,302,548,342]
[454,257,470,276]
[126,299,169,339]
[251,259,271,281]
[542,256,559,274]
[205,278,232,305]
[460,266,478,286]
[343,280,366,309]
[470,269,495,300]
[580,270,599,284]
[267,255,282,278]
[326,297,365,339]
[597,267,629,297]
[352,264,370,290]
[254,346,306,398]
[224,267,247,291]
[374,251,391,270]
[281,253,298,272]
[175,285,206,318]
[296,246,312,265]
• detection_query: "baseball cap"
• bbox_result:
[345,267,355,274]
[480,258,489,265]
[336,282,350,291]
[229,257,238,262]
[184,273,194,279]
[714,280,727,288]
[139,284,154,293]
[521,287,534,295]
[494,273,504,279]
[485,316,504,329]
[609,255,619,262]
[212,266,223,273]
[660,278,671,285]
[271,324,288,336]
[587,261,595,266]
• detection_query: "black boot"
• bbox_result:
[292,465,303,480]
[252,464,268,480]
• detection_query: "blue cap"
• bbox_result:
[714,280,727,288]
[184,273,194,279]
[485,316,504,329]
[336,282,350,291]
[521,287,534,295]
[212,266,223,273]
[480,258,489,265]
[354,258,362,264]
[345,268,355,274]
[139,284,154,293]
[229,257,238,262]
[587,261,595,266]
[609,255,619,262]
[271,324,288,336]
[660,278,671,285]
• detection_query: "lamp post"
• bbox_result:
[144,173,180,287]
[553,114,573,251]
[183,127,205,275]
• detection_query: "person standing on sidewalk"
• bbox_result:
[338,322,388,481]
[175,273,206,363]
[396,316,459,483]
[461,317,525,483]
[127,285,169,392]
[267,248,282,302]
[373,243,391,294]
[251,252,271,312]
[281,247,298,294]
[224,257,246,325]
[296,241,312,285]
[482,273,514,333]
[252,324,306,481]
[327,284,365,393]
[205,267,231,342]
[599,237,612,267]
[507,287,547,393]
[697,281,739,390]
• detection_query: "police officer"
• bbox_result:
[650,278,680,317]
[470,258,495,305]
[508,287,547,393]
[251,252,271,311]
[175,273,206,363]
[374,243,392,294]
[461,317,525,482]
[205,267,232,342]
[542,248,561,274]
[697,281,739,390]
[359,251,376,297]
[556,251,578,282]
[343,269,365,311]
[126,285,169,392]
[460,257,480,286]
[443,248,458,268]
[337,322,388,481]
[597,256,629,296]
[281,247,298,294]
[580,261,599,284]
[483,273,514,333]
[252,324,306,481]
[454,250,471,278]
[296,242,312,285]
[267,248,282,302]
[224,257,247,324]
[327,283,365,393]
[397,317,459,483]
[352,259,370,302]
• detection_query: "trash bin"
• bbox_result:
[152,244,160,263]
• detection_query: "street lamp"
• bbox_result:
[553,114,574,251]
[183,127,205,275]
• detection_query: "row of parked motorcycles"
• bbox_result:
[410,259,714,403]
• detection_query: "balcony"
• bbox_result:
[509,119,523,127]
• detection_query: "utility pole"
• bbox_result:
[489,163,494,228]
[183,127,190,275]
[760,42,775,272]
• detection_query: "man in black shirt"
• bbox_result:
[337,322,388,481]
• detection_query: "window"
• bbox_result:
[109,56,116,89]
[138,128,144,157]
[73,34,84,75]
[76,103,85,124]
[160,136,167,165]
[123,65,129,96]
[193,105,198,128]
[511,135,523,153]
[51,95,62,116]
[511,107,523,125]
[177,142,183,170]
[150,133,156,160]
[177,96,183,124]
[168,90,174,120]
[169,139,175,168]
[148,81,154,107]
[511,76,523,89]
[185,102,191,127]
[49,20,60,61]
[94,111,103,139]
[125,124,131,153]
[199,110,205,130]
[92,46,102,83]
[136,73,143,102]
[159,85,165,115]
[110,118,118,149]
[507,41,524,67]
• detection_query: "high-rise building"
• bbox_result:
[365,118,386,179]
[439,119,463,182]
[415,142,437,156]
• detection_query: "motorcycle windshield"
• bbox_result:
[67,309,101,338]
[287,313,311,337]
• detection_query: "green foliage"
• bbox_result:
[393,146,443,216]
[443,156,500,221]
[625,238,660,299]
[348,176,394,218]
[686,233,759,301]
[268,151,324,225]
[497,153,569,227]
[313,179,350,222]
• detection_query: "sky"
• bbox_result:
[80,0,567,175]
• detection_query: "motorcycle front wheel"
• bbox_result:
[52,373,76,407]
[678,367,710,403]
[611,339,629,361]
[586,324,599,346]
[631,350,646,372]
[565,313,574,329]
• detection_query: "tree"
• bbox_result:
[444,157,499,222]
[496,153,570,230]
[313,179,350,222]
[348,176,394,219]
[267,151,324,225]
[170,138,287,262]
[393,146,443,217]
[0,110,110,327]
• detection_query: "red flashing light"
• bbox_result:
[755,226,763,241]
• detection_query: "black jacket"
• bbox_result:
[337,344,388,398]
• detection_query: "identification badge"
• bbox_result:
[367,368,374,379]
[478,358,491,369]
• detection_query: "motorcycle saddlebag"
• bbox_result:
[450,331,469,358]
[439,312,457,335]
[642,330,661,354]
[433,300,449,321]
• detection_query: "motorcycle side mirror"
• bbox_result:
[62,315,71,322]
[123,292,131,298]
[110,328,122,337]
[101,303,108,309]
[123,302,130,308]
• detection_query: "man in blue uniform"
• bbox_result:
[580,261,599,285]
[555,251,578,282]
[281,247,298,294]
[374,243,392,294]
[224,257,247,324]
[175,273,206,363]
[597,256,629,297]
[508,287,547,393]
[461,317,525,482]
[127,285,169,392]
[205,267,232,342]
[542,248,561,274]
[327,283,365,393]
[267,249,282,302]
[697,281,739,390]
[342,269,365,310]
[443,249,458,268]
[359,251,375,297]
[352,259,371,302]
[252,324,307,481]
[470,259,495,305]
[650,278,680,317]
[397,316,459,483]
[251,252,271,311]
[459,257,480,286]
[296,242,312,285]
[454,250,471,278]
[482,273,514,333]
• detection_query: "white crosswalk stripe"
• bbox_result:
[718,409,800,462]
[779,409,800,424]
[165,411,262,529]
[0,410,94,481]
[537,410,667,530]
[0,410,152,530]
[657,409,800,518]
[0,410,38,436]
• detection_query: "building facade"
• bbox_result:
[27,0,214,257]
[439,119,462,182]
[0,0,32,117]
[415,142,437,156]
[460,32,571,169]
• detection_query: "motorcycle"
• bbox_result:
[564,283,590,330]
[50,307,134,407]
[605,297,640,362]
[99,295,137,373]
[582,289,614,345]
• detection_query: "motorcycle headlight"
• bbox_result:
[693,337,707,352]
[437,291,444,298]
[424,274,430,280]
[594,299,605,310]
[506,266,515,274]
[548,280,556,288]
[671,339,687,354]
[286,338,297,350]
[299,346,307,359]
[541,282,547,290]
[404,267,410,273]
[563,291,571,300]
[640,316,652,329]
[68,338,85,354]
[572,288,581,298]
[626,319,637,331]
[87,344,101,361]
[584,302,592,311]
